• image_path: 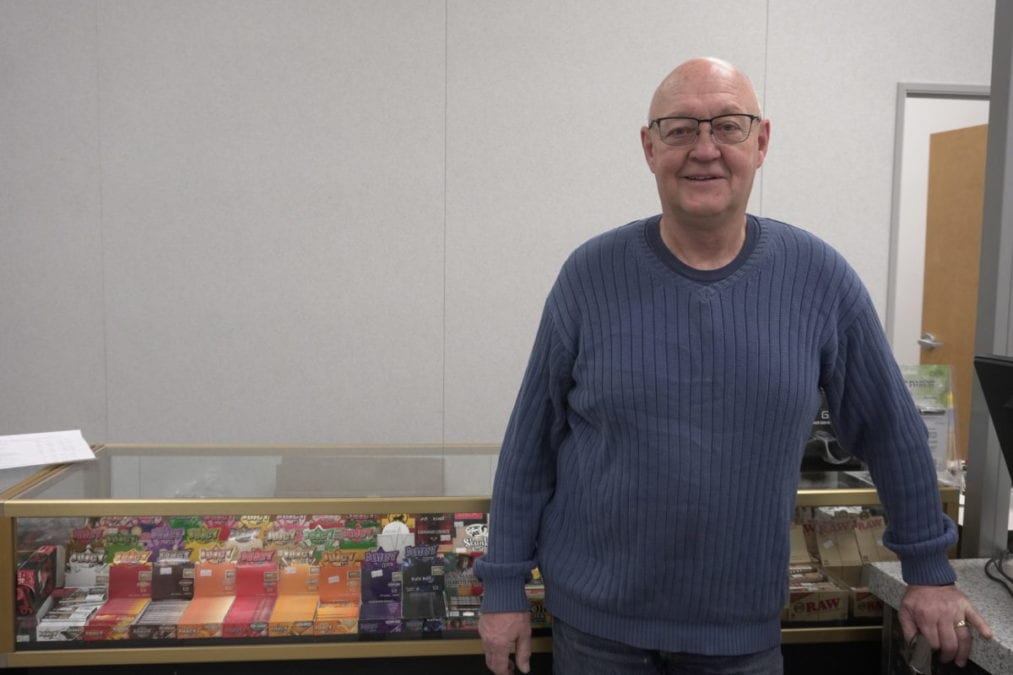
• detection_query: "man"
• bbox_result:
[474,57,991,674]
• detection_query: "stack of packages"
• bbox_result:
[16,545,67,643]
[130,548,194,639]
[176,548,237,638]
[222,549,278,638]
[83,550,152,640]
[268,549,319,637]
[783,508,895,623]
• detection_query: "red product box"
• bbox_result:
[16,545,64,617]
[235,550,279,597]
[223,595,276,638]
[108,550,153,599]
[83,597,151,641]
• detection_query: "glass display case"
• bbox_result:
[0,445,960,668]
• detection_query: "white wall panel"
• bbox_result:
[763,0,994,315]
[0,1,107,439]
[97,1,446,443]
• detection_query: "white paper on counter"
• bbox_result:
[0,429,95,471]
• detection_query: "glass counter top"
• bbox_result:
[3,445,886,506]
[6,444,502,503]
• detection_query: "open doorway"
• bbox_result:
[887,83,989,364]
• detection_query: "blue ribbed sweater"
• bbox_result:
[475,214,957,655]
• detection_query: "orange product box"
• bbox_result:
[83,597,151,641]
[277,561,319,595]
[314,600,358,635]
[176,595,235,639]
[177,558,237,639]
[268,594,318,637]
[268,562,320,637]
[319,552,360,604]
[193,559,237,597]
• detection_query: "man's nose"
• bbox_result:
[689,124,721,159]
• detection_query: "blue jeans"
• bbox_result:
[551,618,784,675]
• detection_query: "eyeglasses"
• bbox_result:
[650,114,760,146]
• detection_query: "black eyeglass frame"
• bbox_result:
[649,113,761,146]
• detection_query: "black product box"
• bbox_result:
[152,550,195,601]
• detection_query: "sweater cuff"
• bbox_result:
[479,576,532,613]
[899,552,957,586]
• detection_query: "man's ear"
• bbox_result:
[755,118,771,168]
[641,126,658,173]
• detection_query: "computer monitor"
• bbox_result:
[973,354,1013,484]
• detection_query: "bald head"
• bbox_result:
[648,57,762,122]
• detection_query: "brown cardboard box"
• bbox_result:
[789,523,814,566]
[822,565,884,620]
[781,582,849,622]
[813,515,894,620]
[814,518,862,567]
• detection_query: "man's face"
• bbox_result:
[641,65,769,228]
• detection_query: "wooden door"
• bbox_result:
[921,124,988,462]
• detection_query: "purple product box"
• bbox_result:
[360,559,399,600]
[358,601,402,634]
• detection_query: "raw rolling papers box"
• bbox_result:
[815,515,893,620]
[781,582,849,622]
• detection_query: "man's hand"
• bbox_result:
[479,611,532,674]
[899,584,993,667]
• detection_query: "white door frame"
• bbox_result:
[886,82,989,364]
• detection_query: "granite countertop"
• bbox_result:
[868,559,1013,674]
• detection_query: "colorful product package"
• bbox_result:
[130,599,190,640]
[452,513,488,556]
[83,597,151,641]
[413,513,455,549]
[16,545,64,617]
[176,552,237,639]
[444,552,482,630]
[107,550,153,598]
[315,550,362,636]
[318,551,361,604]
[360,548,401,603]
[268,558,319,637]
[358,600,402,634]
[82,551,153,641]
[223,550,279,638]
[35,587,107,642]
[313,600,358,636]
[338,514,381,551]
[185,527,226,562]
[151,549,195,601]
[144,525,186,558]
[65,527,107,588]
[400,545,446,632]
